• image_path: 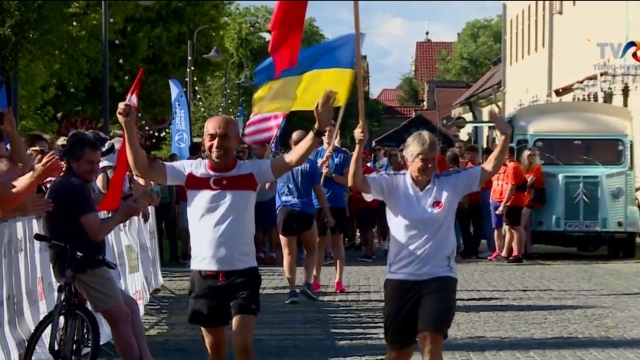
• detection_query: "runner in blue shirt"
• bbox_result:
[310,121,350,294]
[276,130,334,304]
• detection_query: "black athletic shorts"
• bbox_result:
[383,276,457,350]
[187,267,261,328]
[277,207,315,236]
[355,207,377,230]
[504,205,524,227]
[315,207,347,236]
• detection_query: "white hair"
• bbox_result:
[402,131,439,162]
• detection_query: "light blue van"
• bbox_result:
[507,102,638,258]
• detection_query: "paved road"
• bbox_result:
[104,249,640,359]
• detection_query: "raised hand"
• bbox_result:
[313,90,337,131]
[117,102,137,125]
[0,107,18,134]
[489,110,512,137]
[353,123,368,146]
[33,152,62,181]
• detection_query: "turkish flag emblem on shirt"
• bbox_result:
[432,200,444,210]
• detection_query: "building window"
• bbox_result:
[516,14,519,63]
[527,5,531,56]
[521,9,525,59]
[509,19,513,65]
[542,1,546,48]
[535,1,539,52]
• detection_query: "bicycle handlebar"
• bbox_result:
[34,233,117,270]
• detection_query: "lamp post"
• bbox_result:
[223,58,239,115]
[101,1,157,135]
[186,26,223,140]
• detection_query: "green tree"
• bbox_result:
[9,1,230,135]
[397,71,420,106]
[436,15,502,82]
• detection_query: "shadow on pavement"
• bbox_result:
[456,303,595,313]
[446,336,640,352]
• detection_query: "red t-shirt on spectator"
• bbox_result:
[437,154,447,173]
[467,162,482,204]
[350,165,379,211]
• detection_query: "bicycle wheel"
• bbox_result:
[23,305,101,360]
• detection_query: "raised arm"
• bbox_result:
[2,108,32,172]
[347,124,371,194]
[118,102,167,184]
[270,91,336,179]
[480,111,512,185]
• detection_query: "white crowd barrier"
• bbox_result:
[0,207,163,360]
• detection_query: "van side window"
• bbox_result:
[516,139,529,162]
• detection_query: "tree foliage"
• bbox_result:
[1,1,229,138]
[397,71,420,106]
[436,15,502,82]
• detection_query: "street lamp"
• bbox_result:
[186,26,223,103]
[101,1,157,134]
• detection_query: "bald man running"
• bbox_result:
[276,130,334,304]
[118,91,336,360]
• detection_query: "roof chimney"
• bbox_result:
[425,31,431,42]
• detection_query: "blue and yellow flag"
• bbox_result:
[252,33,365,114]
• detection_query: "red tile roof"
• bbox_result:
[382,105,421,118]
[434,88,469,119]
[414,41,454,84]
[376,89,402,107]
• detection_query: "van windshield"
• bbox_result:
[533,138,625,165]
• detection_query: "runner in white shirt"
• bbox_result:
[117,91,336,360]
[348,112,512,360]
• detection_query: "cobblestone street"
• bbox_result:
[114,249,640,359]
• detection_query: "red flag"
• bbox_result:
[269,1,308,78]
[98,69,144,212]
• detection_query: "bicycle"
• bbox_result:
[22,233,117,360]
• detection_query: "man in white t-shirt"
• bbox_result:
[117,91,336,360]
[348,112,512,360]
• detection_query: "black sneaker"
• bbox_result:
[506,256,524,264]
[358,254,374,262]
[324,253,334,265]
[285,290,299,304]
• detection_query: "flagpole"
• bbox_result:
[353,1,366,128]
[320,105,346,184]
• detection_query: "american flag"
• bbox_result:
[243,112,286,145]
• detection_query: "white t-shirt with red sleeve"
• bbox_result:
[164,158,275,271]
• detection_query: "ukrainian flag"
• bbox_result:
[252,33,364,114]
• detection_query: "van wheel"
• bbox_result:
[621,238,637,259]
[607,243,622,258]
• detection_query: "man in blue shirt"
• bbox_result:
[277,130,334,304]
[310,121,351,294]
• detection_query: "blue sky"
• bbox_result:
[241,1,501,96]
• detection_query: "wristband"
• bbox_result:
[312,127,326,138]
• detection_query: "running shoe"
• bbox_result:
[285,290,299,304]
[335,280,347,293]
[358,254,374,262]
[266,253,278,265]
[487,251,501,260]
[300,282,319,301]
[324,252,334,265]
[311,280,322,293]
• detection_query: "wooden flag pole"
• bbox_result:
[353,1,366,128]
[320,105,346,184]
